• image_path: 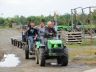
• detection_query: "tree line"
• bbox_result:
[0,10,96,28]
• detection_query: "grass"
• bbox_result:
[0,26,11,29]
[0,26,17,31]
[67,39,96,64]
[82,38,96,46]
[67,38,96,48]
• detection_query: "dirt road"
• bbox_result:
[0,29,95,72]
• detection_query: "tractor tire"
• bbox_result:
[38,48,45,66]
[25,45,29,59]
[57,46,68,66]
[57,55,68,66]
[61,46,68,66]
[57,57,61,64]
[61,55,68,66]
[35,49,39,64]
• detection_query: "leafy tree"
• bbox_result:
[20,16,27,25]
[0,17,5,26]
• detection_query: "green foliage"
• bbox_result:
[56,14,71,25]
[0,10,96,28]
[20,16,27,25]
[0,17,5,26]
[0,14,71,27]
[27,16,42,25]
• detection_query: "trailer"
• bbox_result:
[11,36,27,49]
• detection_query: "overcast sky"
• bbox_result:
[0,0,96,17]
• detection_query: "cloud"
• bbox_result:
[0,0,96,17]
[0,0,21,4]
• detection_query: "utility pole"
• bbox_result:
[89,7,93,45]
[71,7,83,31]
[54,11,58,39]
[54,11,58,31]
[81,8,85,38]
[71,9,74,31]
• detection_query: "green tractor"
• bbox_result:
[24,31,68,66]
[24,21,68,66]
[35,37,68,66]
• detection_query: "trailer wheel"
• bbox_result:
[25,45,29,59]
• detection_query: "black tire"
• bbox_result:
[38,48,45,66]
[57,57,61,64]
[25,45,29,59]
[61,56,68,66]
[57,56,68,66]
[57,46,68,66]
[11,39,13,45]
[61,46,68,66]
[13,40,15,46]
[35,49,39,64]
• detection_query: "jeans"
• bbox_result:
[28,36,34,51]
[40,36,45,44]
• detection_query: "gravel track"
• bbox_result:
[0,29,95,72]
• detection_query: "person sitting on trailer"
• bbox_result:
[26,21,38,51]
[38,19,46,44]
[22,25,28,42]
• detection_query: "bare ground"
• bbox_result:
[0,29,96,72]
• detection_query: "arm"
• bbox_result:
[34,29,39,40]
[44,27,49,37]
[44,27,54,38]
[53,28,57,36]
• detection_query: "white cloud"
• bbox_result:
[0,0,96,17]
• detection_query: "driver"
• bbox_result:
[45,21,57,38]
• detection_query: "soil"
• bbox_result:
[0,29,96,72]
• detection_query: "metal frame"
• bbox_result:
[71,6,96,32]
[71,7,83,31]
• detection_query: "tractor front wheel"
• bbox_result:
[35,49,39,64]
[38,48,45,66]
[57,55,68,66]
[61,56,68,66]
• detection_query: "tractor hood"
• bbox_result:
[48,40,63,49]
[48,40,62,44]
